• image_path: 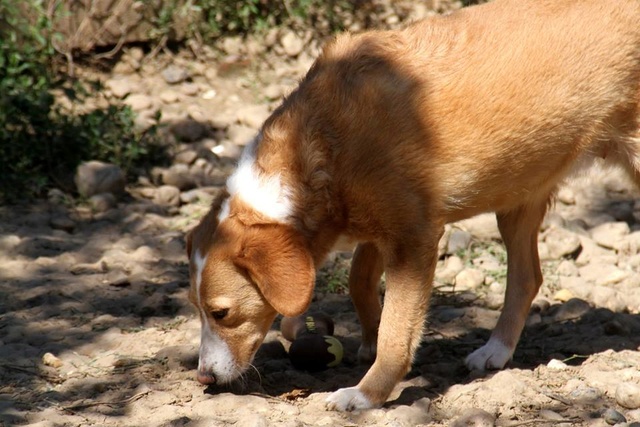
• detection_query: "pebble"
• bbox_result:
[591,286,626,312]
[75,161,125,197]
[569,386,603,404]
[42,352,63,368]
[591,222,630,249]
[447,229,472,254]
[181,82,199,96]
[539,409,565,421]
[456,214,501,240]
[557,187,576,204]
[160,90,180,104]
[162,65,189,84]
[553,298,591,321]
[153,185,181,207]
[544,226,581,259]
[579,263,629,286]
[603,408,627,425]
[161,164,196,190]
[49,215,75,232]
[89,192,117,212]
[547,359,568,370]
[236,104,270,130]
[436,255,464,284]
[450,408,496,427]
[227,124,257,146]
[280,30,305,57]
[553,288,575,303]
[105,77,133,98]
[616,383,640,409]
[455,268,485,291]
[170,119,207,142]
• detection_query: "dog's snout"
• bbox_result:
[197,370,217,385]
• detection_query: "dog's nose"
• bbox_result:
[197,370,217,385]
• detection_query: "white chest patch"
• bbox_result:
[218,134,293,223]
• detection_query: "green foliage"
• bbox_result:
[189,0,353,38]
[0,0,165,203]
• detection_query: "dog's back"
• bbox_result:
[302,0,640,226]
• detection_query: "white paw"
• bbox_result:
[357,342,377,364]
[465,338,513,371]
[326,387,373,411]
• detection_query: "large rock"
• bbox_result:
[75,161,125,198]
[50,0,200,52]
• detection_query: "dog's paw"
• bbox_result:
[357,342,377,364]
[326,387,373,411]
[465,338,513,371]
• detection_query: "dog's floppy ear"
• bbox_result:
[235,224,315,317]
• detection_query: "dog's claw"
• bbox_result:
[465,337,513,371]
[326,387,373,411]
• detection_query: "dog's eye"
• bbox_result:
[211,309,229,320]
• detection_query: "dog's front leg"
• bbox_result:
[348,243,384,364]
[326,234,441,411]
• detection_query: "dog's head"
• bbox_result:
[186,195,315,385]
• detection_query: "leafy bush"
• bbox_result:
[193,0,353,37]
[0,0,165,203]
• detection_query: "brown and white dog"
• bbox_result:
[186,0,640,411]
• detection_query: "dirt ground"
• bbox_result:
[2,2,640,426]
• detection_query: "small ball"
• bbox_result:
[280,313,334,341]
[288,335,343,371]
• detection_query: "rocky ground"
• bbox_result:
[2,1,640,426]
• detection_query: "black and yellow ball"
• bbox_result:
[288,334,343,371]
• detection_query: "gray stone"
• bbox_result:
[162,164,196,191]
[162,65,189,84]
[170,120,207,142]
[75,161,125,198]
[553,298,591,322]
[569,387,603,404]
[89,193,117,213]
[616,383,640,409]
[153,185,181,207]
[604,408,627,425]
[49,215,75,232]
[447,229,472,254]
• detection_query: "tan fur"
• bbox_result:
[188,0,640,409]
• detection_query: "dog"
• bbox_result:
[186,0,640,411]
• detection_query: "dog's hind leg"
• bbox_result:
[348,243,384,364]
[466,198,549,371]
